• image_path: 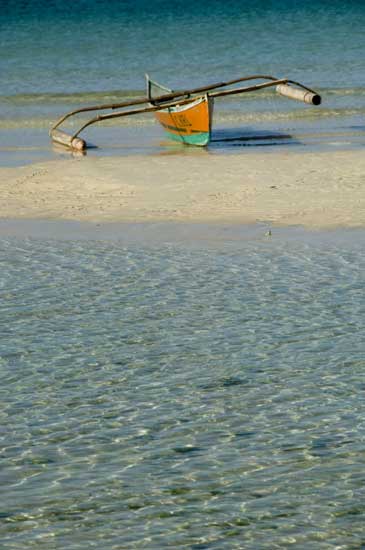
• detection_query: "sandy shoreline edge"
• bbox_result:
[1,149,365,229]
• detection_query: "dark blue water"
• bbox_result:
[1,0,365,161]
[2,0,365,93]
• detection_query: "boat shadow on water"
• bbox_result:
[210,127,299,149]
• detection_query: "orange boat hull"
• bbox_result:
[154,95,213,146]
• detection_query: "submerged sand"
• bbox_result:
[1,149,365,229]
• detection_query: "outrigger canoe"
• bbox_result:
[50,73,321,151]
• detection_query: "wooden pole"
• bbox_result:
[50,96,199,149]
[50,74,284,133]
[210,79,287,99]
[68,96,208,141]
[66,80,289,145]
[49,74,321,150]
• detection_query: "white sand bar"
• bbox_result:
[1,150,365,228]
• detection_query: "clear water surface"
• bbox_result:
[1,231,365,548]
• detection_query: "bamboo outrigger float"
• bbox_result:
[50,74,321,151]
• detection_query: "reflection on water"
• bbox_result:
[1,234,365,548]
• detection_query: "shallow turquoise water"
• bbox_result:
[1,232,365,548]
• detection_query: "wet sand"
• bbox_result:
[1,149,364,229]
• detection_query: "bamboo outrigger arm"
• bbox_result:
[50,74,321,150]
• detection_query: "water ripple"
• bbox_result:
[1,236,365,548]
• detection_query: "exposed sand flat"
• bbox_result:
[1,150,365,228]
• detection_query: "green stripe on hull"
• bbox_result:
[165,131,210,146]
